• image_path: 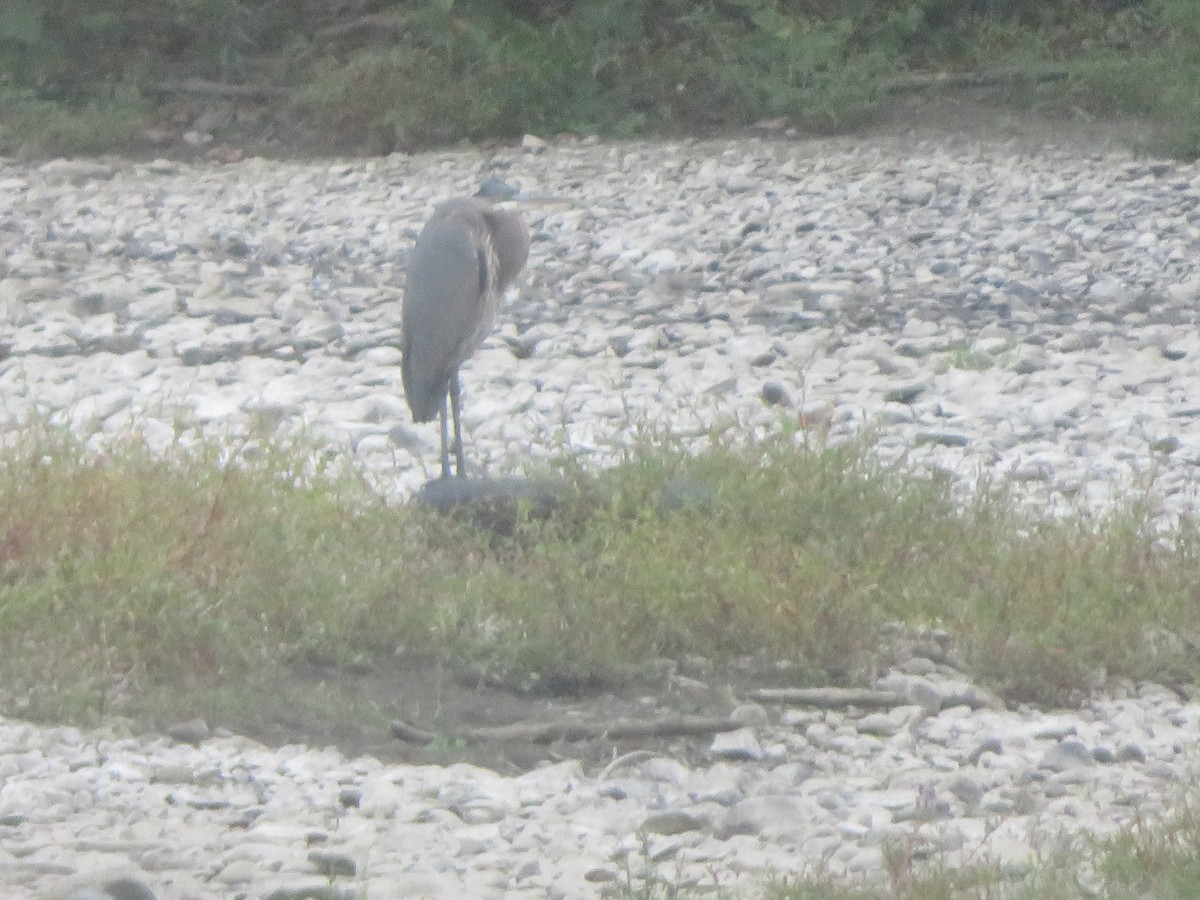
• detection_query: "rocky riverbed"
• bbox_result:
[1,127,1200,898]
[2,130,1200,515]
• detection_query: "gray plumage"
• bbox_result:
[402,197,530,478]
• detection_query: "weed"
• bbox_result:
[606,830,726,899]
[1092,805,1200,896]
[2,416,1200,722]
[0,85,149,157]
[765,804,1200,898]
[938,343,996,372]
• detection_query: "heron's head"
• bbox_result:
[475,179,569,286]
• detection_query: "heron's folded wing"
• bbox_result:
[401,218,491,422]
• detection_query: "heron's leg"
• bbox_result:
[449,370,467,478]
[438,393,452,479]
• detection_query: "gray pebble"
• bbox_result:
[761,381,790,406]
[163,719,210,745]
[710,727,764,761]
[641,810,707,835]
[1116,743,1148,764]
[307,850,356,878]
[947,776,985,807]
[1039,740,1095,772]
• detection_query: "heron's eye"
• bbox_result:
[477,246,489,296]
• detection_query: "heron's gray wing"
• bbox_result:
[402,216,492,423]
[479,206,530,290]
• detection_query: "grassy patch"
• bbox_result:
[3,1,1200,155]
[291,1,896,149]
[599,804,1200,898]
[0,85,150,157]
[1095,806,1200,898]
[1,420,1199,723]
[973,0,1200,155]
[0,426,418,719]
[937,343,997,372]
[761,806,1200,900]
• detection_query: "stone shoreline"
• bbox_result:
[2,136,1199,515]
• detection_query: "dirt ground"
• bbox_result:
[215,653,774,772]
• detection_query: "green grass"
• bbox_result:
[596,804,1200,898]
[1,419,1198,721]
[3,1,1200,156]
[758,806,1200,900]
[971,0,1200,156]
[4,421,1200,898]
[0,85,150,157]
[937,343,997,373]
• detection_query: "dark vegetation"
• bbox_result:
[0,0,1196,157]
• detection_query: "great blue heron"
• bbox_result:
[402,197,530,479]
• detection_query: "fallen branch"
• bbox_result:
[317,11,409,44]
[149,67,1063,111]
[746,687,906,708]
[886,68,1069,94]
[152,79,289,102]
[392,714,746,745]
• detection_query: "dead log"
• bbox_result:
[152,79,289,102]
[747,687,906,708]
[392,714,745,745]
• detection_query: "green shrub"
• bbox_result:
[0,0,1196,157]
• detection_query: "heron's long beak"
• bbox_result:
[476,178,571,211]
